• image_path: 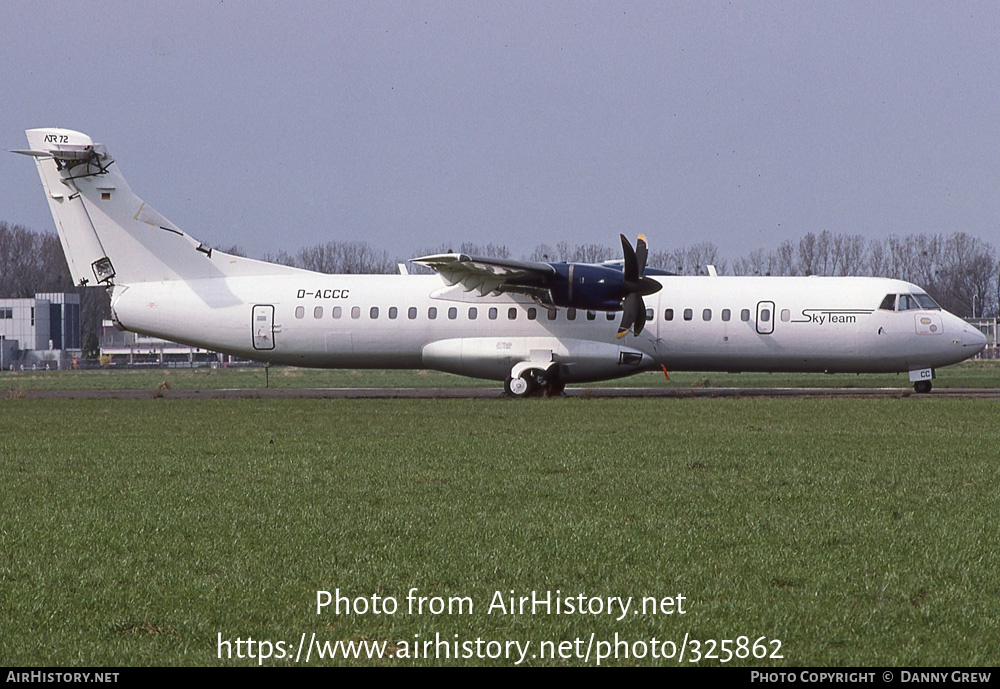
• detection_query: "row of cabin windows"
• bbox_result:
[293,304,788,324]
[665,308,748,323]
[293,305,625,321]
[663,308,789,323]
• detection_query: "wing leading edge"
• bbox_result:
[410,253,557,300]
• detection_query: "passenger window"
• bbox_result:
[760,308,771,322]
[351,306,361,319]
[683,308,693,321]
[879,294,896,311]
[408,307,417,319]
[295,306,304,319]
[664,308,674,321]
[333,306,342,319]
[741,309,750,322]
[780,309,790,322]
[370,306,379,319]
[489,307,498,320]
[508,307,517,320]
[469,307,477,320]
[607,312,615,321]
[646,308,654,321]
[567,308,576,321]
[586,311,596,321]
[527,308,537,320]
[547,309,557,321]
[388,307,397,319]
[428,307,437,320]
[448,307,457,320]
[721,309,731,322]
[702,309,711,321]
[314,306,324,319]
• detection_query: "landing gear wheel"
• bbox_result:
[531,368,564,396]
[505,375,534,398]
[913,380,932,394]
[529,368,550,389]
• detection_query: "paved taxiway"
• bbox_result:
[18,387,1000,399]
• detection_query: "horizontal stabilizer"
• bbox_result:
[13,143,108,162]
[17,129,109,163]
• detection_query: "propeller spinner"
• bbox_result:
[616,234,662,338]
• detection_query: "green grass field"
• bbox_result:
[2,358,999,393]
[1,396,998,666]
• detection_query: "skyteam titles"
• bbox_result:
[792,308,872,325]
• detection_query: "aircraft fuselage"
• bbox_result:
[110,272,985,383]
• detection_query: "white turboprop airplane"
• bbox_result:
[17,128,986,395]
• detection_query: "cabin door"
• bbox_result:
[252,304,275,350]
[755,301,775,335]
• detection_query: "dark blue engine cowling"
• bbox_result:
[547,262,667,311]
[547,263,632,311]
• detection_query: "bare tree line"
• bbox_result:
[0,221,109,355]
[437,231,998,317]
[2,222,998,332]
[264,241,397,275]
[0,221,75,297]
[726,231,997,318]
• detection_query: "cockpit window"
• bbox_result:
[879,293,941,311]
[912,293,940,310]
[891,293,941,311]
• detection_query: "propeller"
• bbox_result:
[616,234,662,338]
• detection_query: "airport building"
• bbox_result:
[0,291,229,369]
[99,320,229,367]
[0,293,81,370]
[968,317,998,359]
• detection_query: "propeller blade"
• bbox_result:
[633,299,647,336]
[620,234,638,283]
[635,234,648,275]
[617,292,640,338]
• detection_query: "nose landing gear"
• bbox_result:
[909,368,935,394]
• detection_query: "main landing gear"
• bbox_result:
[504,368,565,398]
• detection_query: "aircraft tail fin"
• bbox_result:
[20,128,295,286]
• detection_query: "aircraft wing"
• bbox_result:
[411,253,556,297]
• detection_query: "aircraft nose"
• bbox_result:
[959,322,987,355]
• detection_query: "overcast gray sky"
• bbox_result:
[2,1,999,263]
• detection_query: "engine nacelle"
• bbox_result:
[421,336,650,382]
